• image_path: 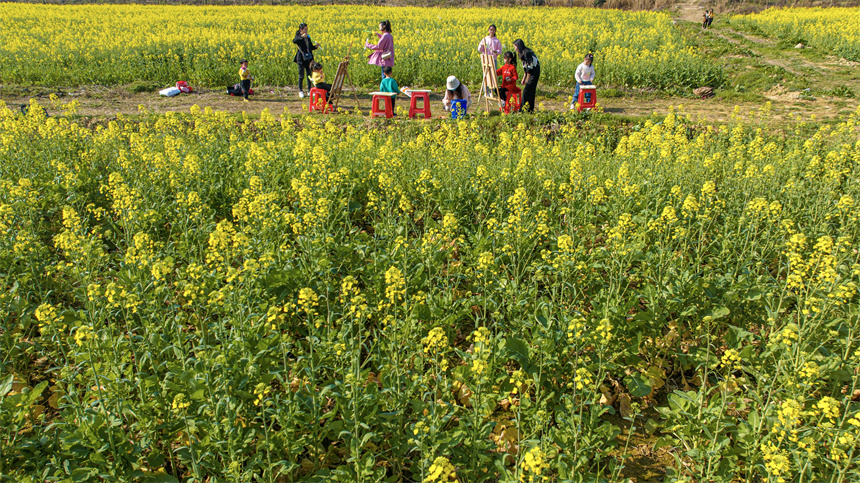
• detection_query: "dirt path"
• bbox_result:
[673,0,707,24]
[2,84,856,125]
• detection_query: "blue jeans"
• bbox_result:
[574,81,593,104]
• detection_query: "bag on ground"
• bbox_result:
[159,86,181,97]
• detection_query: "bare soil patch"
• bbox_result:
[3,84,854,126]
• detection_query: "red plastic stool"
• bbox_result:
[576,85,597,113]
[408,90,432,119]
[504,90,521,114]
[308,88,330,113]
[370,92,395,118]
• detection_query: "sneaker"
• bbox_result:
[299,91,305,98]
[244,98,249,103]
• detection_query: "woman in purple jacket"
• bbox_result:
[365,20,394,80]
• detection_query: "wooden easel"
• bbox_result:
[475,48,502,113]
[328,56,360,112]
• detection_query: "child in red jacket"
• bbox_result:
[496,52,520,107]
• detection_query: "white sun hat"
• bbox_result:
[446,75,460,91]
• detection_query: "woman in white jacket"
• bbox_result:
[570,53,595,110]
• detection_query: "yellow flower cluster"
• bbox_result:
[422,327,449,355]
[770,323,799,347]
[720,348,742,372]
[383,266,406,308]
[594,318,612,343]
[760,441,791,483]
[569,367,593,391]
[35,303,66,333]
[520,446,550,482]
[253,382,272,406]
[74,326,94,346]
[172,393,191,411]
[469,327,492,376]
[340,276,370,320]
[509,369,533,395]
[425,456,456,482]
[298,287,319,316]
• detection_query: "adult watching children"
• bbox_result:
[513,39,540,113]
[366,20,394,81]
[293,22,320,99]
[478,24,502,96]
[570,53,595,110]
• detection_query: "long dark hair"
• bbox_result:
[447,84,466,99]
[380,20,392,33]
[503,51,517,69]
[513,39,534,63]
[296,22,307,37]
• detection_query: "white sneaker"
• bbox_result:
[299,91,305,98]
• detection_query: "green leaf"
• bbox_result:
[71,468,97,482]
[0,375,12,398]
[141,473,179,483]
[28,381,49,404]
[708,306,730,320]
[624,373,652,398]
[504,337,530,366]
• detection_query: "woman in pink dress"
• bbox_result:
[366,20,394,81]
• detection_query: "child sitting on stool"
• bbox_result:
[380,66,399,113]
[496,51,520,108]
[310,62,332,103]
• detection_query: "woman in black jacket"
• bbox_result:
[293,23,320,98]
[513,39,540,113]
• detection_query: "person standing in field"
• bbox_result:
[478,24,502,97]
[366,20,394,81]
[238,59,254,102]
[570,53,595,110]
[513,39,540,113]
[703,10,714,29]
[293,22,320,98]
